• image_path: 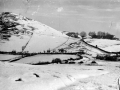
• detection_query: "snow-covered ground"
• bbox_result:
[0,62,110,90]
[0,12,68,52]
[0,35,30,52]
[85,39,120,52]
[0,54,20,60]
[24,34,68,52]
[0,12,120,90]
[15,54,79,64]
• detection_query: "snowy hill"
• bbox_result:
[57,38,120,57]
[1,12,119,59]
[0,12,68,52]
[85,39,120,52]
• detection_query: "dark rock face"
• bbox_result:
[0,12,33,40]
[0,12,19,30]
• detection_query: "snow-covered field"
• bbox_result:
[0,54,20,60]
[85,39,120,52]
[0,61,113,90]
[0,35,30,52]
[24,34,68,52]
[15,54,79,64]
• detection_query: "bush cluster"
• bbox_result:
[51,58,62,64]
[88,31,116,39]
[66,31,119,40]
[96,54,119,61]
[29,55,83,65]
[32,61,51,65]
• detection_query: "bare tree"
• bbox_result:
[88,31,97,38]
[80,31,87,38]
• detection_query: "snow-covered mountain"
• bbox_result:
[0,12,68,52]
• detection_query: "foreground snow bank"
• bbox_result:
[0,62,108,90]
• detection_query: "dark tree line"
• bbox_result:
[88,31,117,39]
[80,31,118,40]
[66,31,119,40]
[96,54,120,61]
[66,32,79,38]
[66,31,87,38]
[0,48,84,56]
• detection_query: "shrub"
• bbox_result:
[88,31,97,38]
[91,61,96,64]
[61,60,68,64]
[96,54,118,61]
[117,57,120,61]
[88,31,117,39]
[68,61,75,64]
[78,61,84,64]
[66,32,79,38]
[52,58,62,64]
[96,54,106,60]
[15,78,22,81]
[80,31,87,38]
[32,61,51,65]
[75,57,81,60]
[79,56,83,59]
[105,55,117,61]
[91,61,98,65]
[68,58,74,60]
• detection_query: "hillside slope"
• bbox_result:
[85,39,120,52]
[57,38,120,57]
[0,12,68,53]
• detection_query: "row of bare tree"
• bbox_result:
[66,31,118,40]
